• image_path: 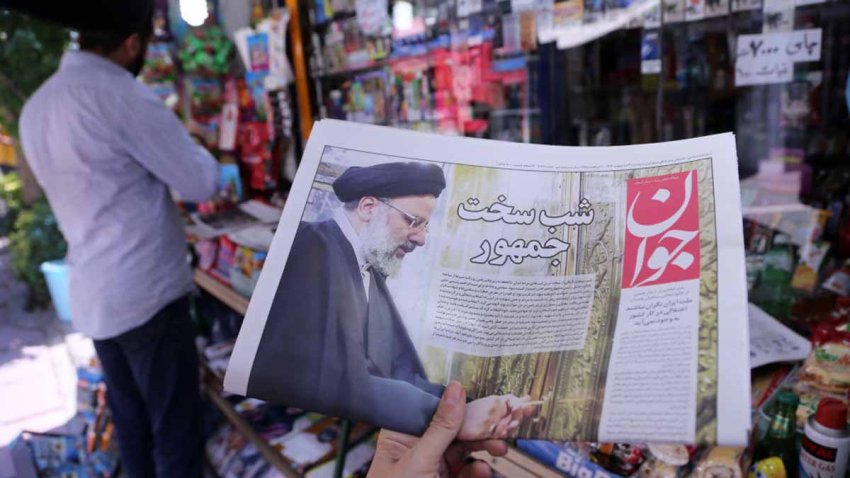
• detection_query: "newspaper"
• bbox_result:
[224,120,750,446]
[749,303,810,369]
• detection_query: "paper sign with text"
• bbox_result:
[735,29,822,86]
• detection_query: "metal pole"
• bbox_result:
[332,419,352,478]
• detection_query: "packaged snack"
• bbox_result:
[231,246,267,297]
[803,300,850,394]
[212,235,238,285]
[195,238,219,271]
[187,77,223,119]
[594,443,647,476]
[823,262,850,296]
[802,345,850,394]
[638,444,690,478]
[694,447,745,478]
[142,42,176,83]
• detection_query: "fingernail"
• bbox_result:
[444,381,463,405]
[508,420,520,429]
[488,424,497,435]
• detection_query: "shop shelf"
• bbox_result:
[194,268,249,316]
[206,389,303,478]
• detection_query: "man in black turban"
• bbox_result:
[247,161,530,438]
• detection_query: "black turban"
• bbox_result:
[333,162,447,202]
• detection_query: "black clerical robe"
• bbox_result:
[247,220,443,435]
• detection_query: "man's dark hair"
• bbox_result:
[78,30,131,54]
[78,11,153,54]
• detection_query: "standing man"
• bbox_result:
[18,2,219,477]
[248,161,533,439]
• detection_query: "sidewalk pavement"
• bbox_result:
[0,238,94,477]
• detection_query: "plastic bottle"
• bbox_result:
[753,390,800,478]
[753,234,796,318]
[799,398,850,478]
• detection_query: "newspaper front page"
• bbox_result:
[224,120,750,445]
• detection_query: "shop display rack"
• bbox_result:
[194,268,249,316]
[200,358,303,478]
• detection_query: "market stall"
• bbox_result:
[9,0,850,476]
[226,0,850,475]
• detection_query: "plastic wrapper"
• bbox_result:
[593,443,647,476]
[693,447,745,478]
[802,298,850,394]
[638,444,691,478]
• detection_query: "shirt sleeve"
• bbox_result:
[118,84,219,203]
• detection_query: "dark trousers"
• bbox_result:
[93,295,203,478]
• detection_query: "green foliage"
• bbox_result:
[0,11,68,308]
[0,9,68,137]
[9,199,67,309]
[0,170,22,235]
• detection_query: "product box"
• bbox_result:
[516,440,628,478]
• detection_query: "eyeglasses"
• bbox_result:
[378,199,429,232]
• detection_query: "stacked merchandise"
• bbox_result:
[517,441,748,478]
[193,220,276,298]
[311,0,537,140]
[12,361,120,478]
[205,416,377,478]
[138,4,293,242]
[742,163,850,328]
[138,7,293,300]
[206,423,269,477]
[306,0,850,157]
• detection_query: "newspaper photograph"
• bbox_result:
[224,120,750,446]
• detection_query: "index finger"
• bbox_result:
[445,439,509,466]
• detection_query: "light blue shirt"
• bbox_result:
[20,50,219,339]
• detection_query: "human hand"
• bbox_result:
[367,381,507,478]
[460,394,540,440]
[185,120,210,148]
[492,394,539,438]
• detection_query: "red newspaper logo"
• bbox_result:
[623,171,700,288]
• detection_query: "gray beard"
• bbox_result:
[360,208,408,277]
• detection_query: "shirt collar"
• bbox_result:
[333,209,369,272]
[59,50,133,78]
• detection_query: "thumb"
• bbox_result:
[414,381,466,464]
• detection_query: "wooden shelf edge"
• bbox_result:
[194,268,249,316]
[206,389,302,478]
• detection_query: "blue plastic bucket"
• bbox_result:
[40,259,71,323]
